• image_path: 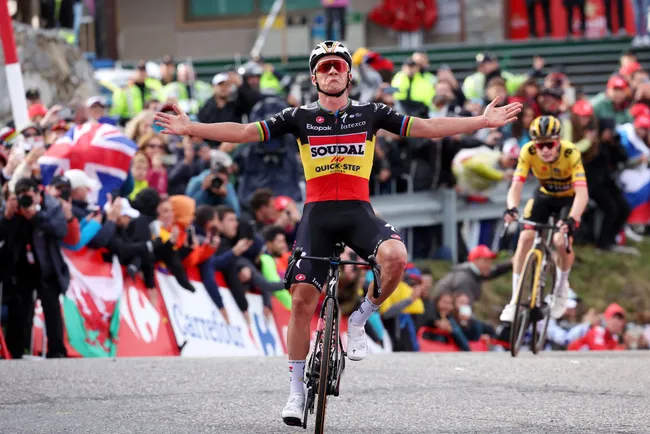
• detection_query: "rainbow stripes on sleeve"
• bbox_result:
[255,121,270,141]
[400,116,414,137]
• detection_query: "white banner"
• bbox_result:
[158,272,258,357]
[245,293,285,357]
[158,272,287,357]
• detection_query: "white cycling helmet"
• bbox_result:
[309,40,352,75]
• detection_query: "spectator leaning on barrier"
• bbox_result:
[0,177,69,358]
[452,139,519,196]
[432,245,511,305]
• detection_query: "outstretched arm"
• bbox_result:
[155,104,260,143]
[409,97,522,139]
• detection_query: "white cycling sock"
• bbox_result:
[288,360,305,395]
[348,297,379,327]
[554,266,570,294]
[510,273,520,304]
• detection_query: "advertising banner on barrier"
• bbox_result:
[246,293,285,357]
[158,272,260,357]
[116,279,179,357]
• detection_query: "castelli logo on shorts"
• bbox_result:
[316,116,325,124]
[391,234,402,240]
[296,274,306,281]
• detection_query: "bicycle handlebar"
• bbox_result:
[286,247,382,299]
[501,218,572,254]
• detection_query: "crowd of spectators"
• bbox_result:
[2,41,650,357]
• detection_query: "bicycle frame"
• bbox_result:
[519,218,569,310]
[283,243,382,432]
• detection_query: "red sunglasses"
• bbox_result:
[314,59,349,75]
[534,140,558,150]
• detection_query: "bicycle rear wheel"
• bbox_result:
[314,297,334,434]
[510,249,541,357]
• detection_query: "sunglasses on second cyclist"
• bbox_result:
[314,59,349,75]
[534,140,559,150]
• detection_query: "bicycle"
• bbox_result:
[284,242,382,434]
[505,217,570,358]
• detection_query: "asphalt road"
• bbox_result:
[0,352,647,434]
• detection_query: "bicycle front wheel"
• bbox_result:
[314,297,334,434]
[510,248,542,358]
[532,261,555,354]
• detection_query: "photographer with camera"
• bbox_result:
[0,178,69,358]
[185,162,240,214]
[45,175,81,247]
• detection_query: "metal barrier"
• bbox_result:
[369,182,537,262]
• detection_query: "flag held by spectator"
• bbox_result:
[39,122,137,207]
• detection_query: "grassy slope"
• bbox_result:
[415,241,650,323]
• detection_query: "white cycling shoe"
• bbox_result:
[282,393,305,426]
[500,303,516,323]
[347,322,368,361]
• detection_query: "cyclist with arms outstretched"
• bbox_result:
[500,115,589,323]
[155,40,522,426]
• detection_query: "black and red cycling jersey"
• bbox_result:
[254,99,414,203]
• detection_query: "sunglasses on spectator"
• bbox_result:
[23,132,39,138]
[147,142,164,149]
[534,140,558,150]
[315,59,349,75]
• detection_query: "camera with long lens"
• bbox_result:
[211,176,224,190]
[18,194,34,209]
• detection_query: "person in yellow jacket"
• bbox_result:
[110,61,160,125]
[159,63,213,117]
[462,52,545,101]
[452,139,520,196]
[391,55,436,109]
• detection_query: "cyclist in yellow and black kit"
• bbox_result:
[501,115,589,323]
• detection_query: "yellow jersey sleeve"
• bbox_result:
[514,142,533,182]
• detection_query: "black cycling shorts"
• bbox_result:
[523,188,574,225]
[287,200,403,291]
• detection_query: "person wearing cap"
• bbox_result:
[0,177,70,358]
[590,75,633,126]
[452,138,520,196]
[196,72,243,148]
[545,287,595,350]
[110,60,161,125]
[237,62,264,117]
[86,96,116,126]
[567,303,626,351]
[462,52,544,101]
[159,63,212,117]
[390,55,435,109]
[432,245,511,304]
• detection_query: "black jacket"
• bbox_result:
[0,194,70,292]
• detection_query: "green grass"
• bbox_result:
[415,241,650,323]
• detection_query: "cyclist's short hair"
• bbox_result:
[250,188,274,212]
[215,205,236,221]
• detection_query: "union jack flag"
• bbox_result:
[39,122,137,207]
